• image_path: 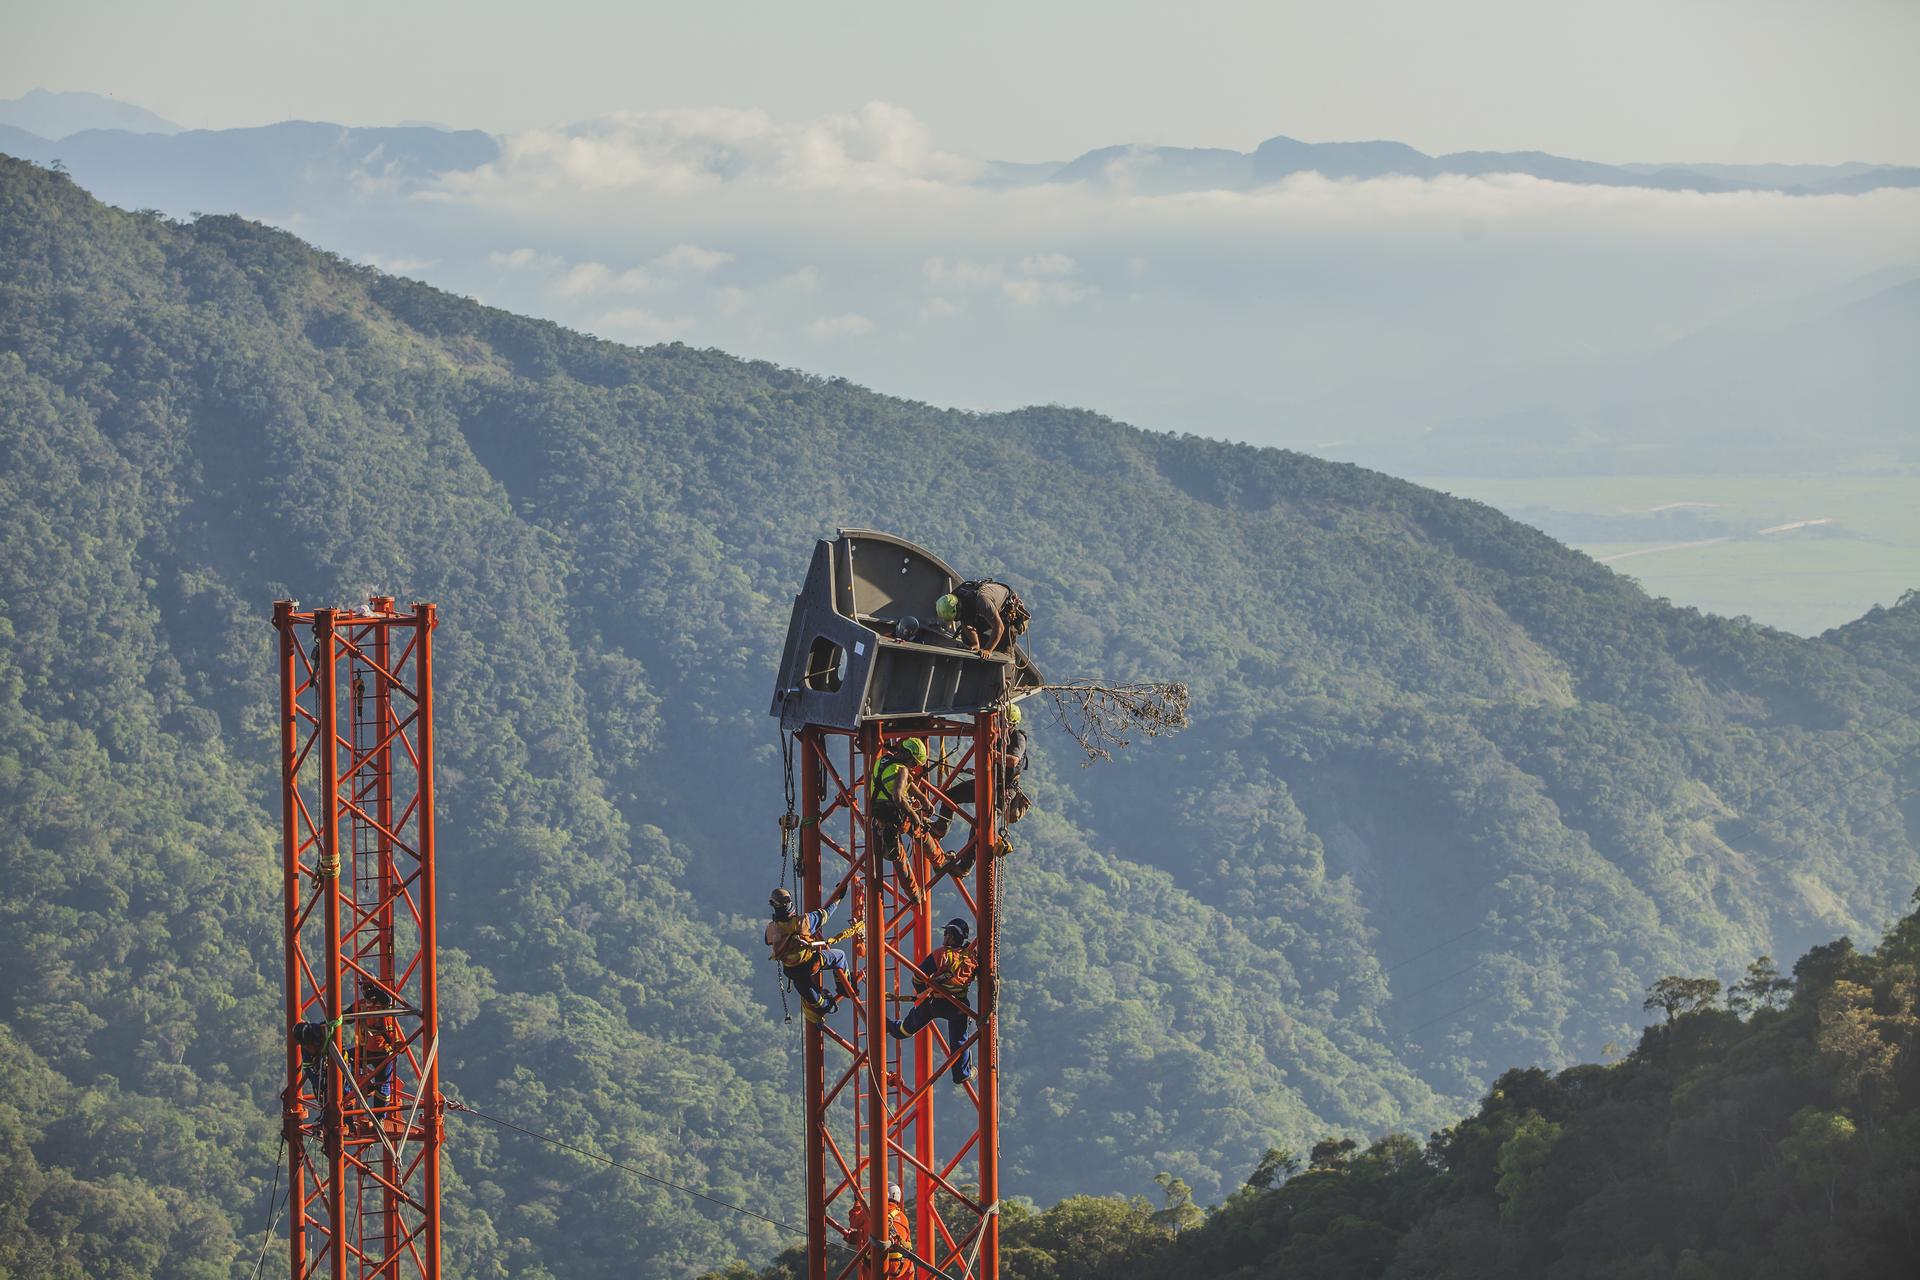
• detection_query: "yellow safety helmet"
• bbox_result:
[901,737,929,766]
[935,593,960,622]
[1005,702,1022,726]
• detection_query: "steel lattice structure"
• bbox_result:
[275,597,443,1280]
[796,713,1004,1280]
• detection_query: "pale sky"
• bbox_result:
[4,0,1917,164]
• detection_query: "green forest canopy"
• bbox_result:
[715,890,1920,1280]
[0,156,1915,1276]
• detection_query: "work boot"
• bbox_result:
[886,1018,906,1040]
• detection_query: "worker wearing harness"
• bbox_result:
[845,1184,915,1279]
[290,1019,330,1121]
[935,579,1026,655]
[348,982,401,1123]
[887,918,979,1086]
[766,883,856,1019]
[928,702,1032,876]
[882,1183,914,1279]
[999,703,1031,812]
[870,737,932,905]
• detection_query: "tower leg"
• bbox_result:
[276,599,442,1280]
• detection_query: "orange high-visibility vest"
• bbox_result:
[925,945,977,1003]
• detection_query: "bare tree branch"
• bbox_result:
[1019,681,1191,764]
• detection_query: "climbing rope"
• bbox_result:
[444,1097,807,1237]
[960,1201,1000,1276]
[246,1132,288,1280]
[775,708,802,1023]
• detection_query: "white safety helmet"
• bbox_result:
[888,1183,903,1203]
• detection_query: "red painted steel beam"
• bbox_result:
[974,710,1001,1280]
[796,715,1004,1280]
[276,599,442,1280]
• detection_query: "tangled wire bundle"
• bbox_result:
[1034,680,1191,763]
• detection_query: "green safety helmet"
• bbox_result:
[1005,702,1022,726]
[935,593,960,622]
[901,737,929,766]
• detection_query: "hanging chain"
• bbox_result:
[779,725,800,890]
[776,707,801,1022]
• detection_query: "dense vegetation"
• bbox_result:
[718,892,1920,1280]
[0,156,1915,1276]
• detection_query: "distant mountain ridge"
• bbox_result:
[0,90,1915,214]
[0,87,180,139]
[1025,133,1920,196]
[0,117,500,214]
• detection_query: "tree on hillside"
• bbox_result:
[1727,954,1791,1015]
[1149,1174,1204,1238]
[1308,1137,1357,1171]
[1643,975,1721,1022]
[1817,979,1914,1134]
[1245,1146,1301,1190]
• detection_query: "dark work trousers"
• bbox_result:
[900,996,972,1083]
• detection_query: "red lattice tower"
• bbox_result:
[275,597,443,1280]
[796,713,1004,1280]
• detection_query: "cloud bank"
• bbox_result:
[378,104,1920,451]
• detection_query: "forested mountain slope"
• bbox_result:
[1,156,1915,1277]
[722,893,1920,1280]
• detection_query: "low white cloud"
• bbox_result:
[593,306,687,343]
[487,247,651,298]
[360,252,437,276]
[1002,276,1095,306]
[922,253,1095,306]
[552,261,652,297]
[441,100,981,200]
[1018,253,1077,277]
[375,103,1920,451]
[488,246,560,270]
[653,242,734,274]
[923,256,1003,291]
[807,312,875,340]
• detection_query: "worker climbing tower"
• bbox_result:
[275,597,443,1280]
[772,532,1042,1280]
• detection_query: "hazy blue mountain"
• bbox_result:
[0,119,499,217]
[1618,160,1880,185]
[976,158,1066,189]
[1049,143,1258,192]
[1037,134,1914,194]
[0,125,53,166]
[1253,135,1439,181]
[1803,165,1920,195]
[1344,269,1920,477]
[1,98,1911,209]
[0,87,181,139]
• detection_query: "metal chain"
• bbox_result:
[778,724,800,891]
[777,720,799,1021]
